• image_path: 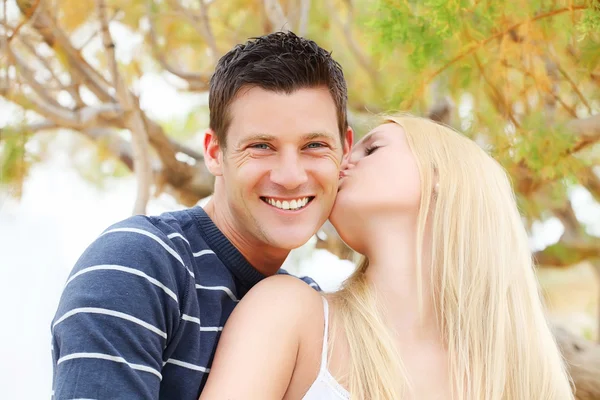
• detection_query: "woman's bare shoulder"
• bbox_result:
[239,274,324,320]
[200,275,325,399]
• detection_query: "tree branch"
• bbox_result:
[169,138,204,161]
[9,0,41,43]
[0,120,58,137]
[552,325,600,391]
[1,0,10,99]
[84,127,135,170]
[99,0,152,215]
[263,0,289,31]
[98,0,122,103]
[326,0,382,92]
[197,0,219,63]
[408,5,590,108]
[580,166,600,204]
[534,239,600,267]
[15,32,83,106]
[8,44,63,109]
[473,53,520,127]
[555,62,593,116]
[553,201,583,243]
[0,117,214,206]
[15,0,114,103]
[568,113,600,153]
[427,95,454,126]
[13,90,122,129]
[297,0,311,36]
[165,0,219,64]
[146,0,210,91]
[517,114,600,195]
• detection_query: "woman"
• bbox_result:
[199,115,574,399]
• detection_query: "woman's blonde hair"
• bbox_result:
[329,114,574,399]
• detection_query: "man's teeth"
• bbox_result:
[265,197,310,210]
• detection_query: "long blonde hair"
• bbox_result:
[329,115,574,399]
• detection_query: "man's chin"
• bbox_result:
[265,228,318,251]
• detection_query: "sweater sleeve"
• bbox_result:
[51,217,189,399]
[277,268,322,291]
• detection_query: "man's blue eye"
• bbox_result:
[251,144,270,150]
[307,143,325,149]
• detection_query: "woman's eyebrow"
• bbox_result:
[360,130,382,145]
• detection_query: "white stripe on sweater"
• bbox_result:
[57,352,162,380]
[181,314,222,332]
[166,233,214,259]
[195,284,239,302]
[53,307,167,339]
[101,228,195,278]
[182,314,200,324]
[192,249,215,258]
[167,232,190,245]
[164,358,210,373]
[65,265,178,303]
[200,326,223,332]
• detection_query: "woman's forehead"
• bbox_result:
[357,123,402,146]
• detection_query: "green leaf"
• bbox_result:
[0,128,32,199]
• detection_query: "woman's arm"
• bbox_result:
[199,274,321,400]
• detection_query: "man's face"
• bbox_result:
[206,86,352,251]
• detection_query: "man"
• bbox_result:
[51,31,353,399]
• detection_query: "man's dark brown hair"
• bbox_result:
[208,31,348,147]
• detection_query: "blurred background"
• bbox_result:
[0,0,599,398]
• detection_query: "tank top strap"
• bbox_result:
[319,296,330,371]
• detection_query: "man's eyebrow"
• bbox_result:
[236,134,277,147]
[237,132,338,146]
[302,131,338,142]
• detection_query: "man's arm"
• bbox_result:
[51,217,187,399]
[199,274,321,400]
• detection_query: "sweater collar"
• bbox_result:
[189,206,265,291]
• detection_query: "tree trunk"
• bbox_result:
[554,326,600,400]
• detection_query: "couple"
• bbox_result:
[51,31,573,399]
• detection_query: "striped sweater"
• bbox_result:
[51,206,320,399]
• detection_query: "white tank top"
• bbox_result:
[302,297,350,399]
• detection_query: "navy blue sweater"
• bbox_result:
[51,206,320,399]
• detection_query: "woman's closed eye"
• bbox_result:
[365,145,379,156]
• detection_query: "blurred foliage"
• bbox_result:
[0,0,599,266]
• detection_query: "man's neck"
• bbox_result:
[202,199,290,276]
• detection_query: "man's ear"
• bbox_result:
[342,126,354,161]
[204,129,224,176]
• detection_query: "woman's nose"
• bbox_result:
[341,158,356,170]
[340,158,349,171]
[339,159,355,178]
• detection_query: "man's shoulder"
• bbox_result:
[102,208,194,240]
[73,208,201,278]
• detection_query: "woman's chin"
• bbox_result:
[329,212,366,255]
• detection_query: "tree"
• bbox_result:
[1,0,599,396]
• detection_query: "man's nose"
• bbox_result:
[270,152,308,190]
